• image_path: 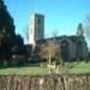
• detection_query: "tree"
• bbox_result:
[0,0,15,45]
[0,0,25,65]
[0,0,15,60]
[83,15,90,53]
[11,35,24,54]
[84,15,90,39]
[39,39,62,73]
[0,0,15,36]
[40,40,61,65]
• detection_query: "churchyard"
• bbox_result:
[0,61,90,75]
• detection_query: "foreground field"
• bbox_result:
[70,62,90,73]
[0,62,90,75]
[0,66,49,75]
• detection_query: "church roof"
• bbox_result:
[36,35,79,44]
[69,36,78,42]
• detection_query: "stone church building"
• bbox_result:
[27,13,89,61]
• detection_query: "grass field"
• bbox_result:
[0,62,90,75]
[70,62,90,74]
[0,66,49,75]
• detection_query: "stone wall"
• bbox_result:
[0,74,90,90]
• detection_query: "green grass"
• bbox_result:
[0,62,90,75]
[0,66,49,75]
[70,62,90,73]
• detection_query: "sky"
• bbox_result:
[5,0,90,43]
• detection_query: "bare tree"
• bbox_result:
[22,24,29,44]
[39,39,62,73]
[83,15,90,51]
[84,15,90,39]
[40,39,61,64]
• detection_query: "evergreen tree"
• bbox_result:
[0,0,24,64]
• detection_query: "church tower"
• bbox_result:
[76,23,84,36]
[28,13,44,46]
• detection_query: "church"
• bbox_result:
[27,13,89,61]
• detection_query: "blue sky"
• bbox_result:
[5,0,90,42]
